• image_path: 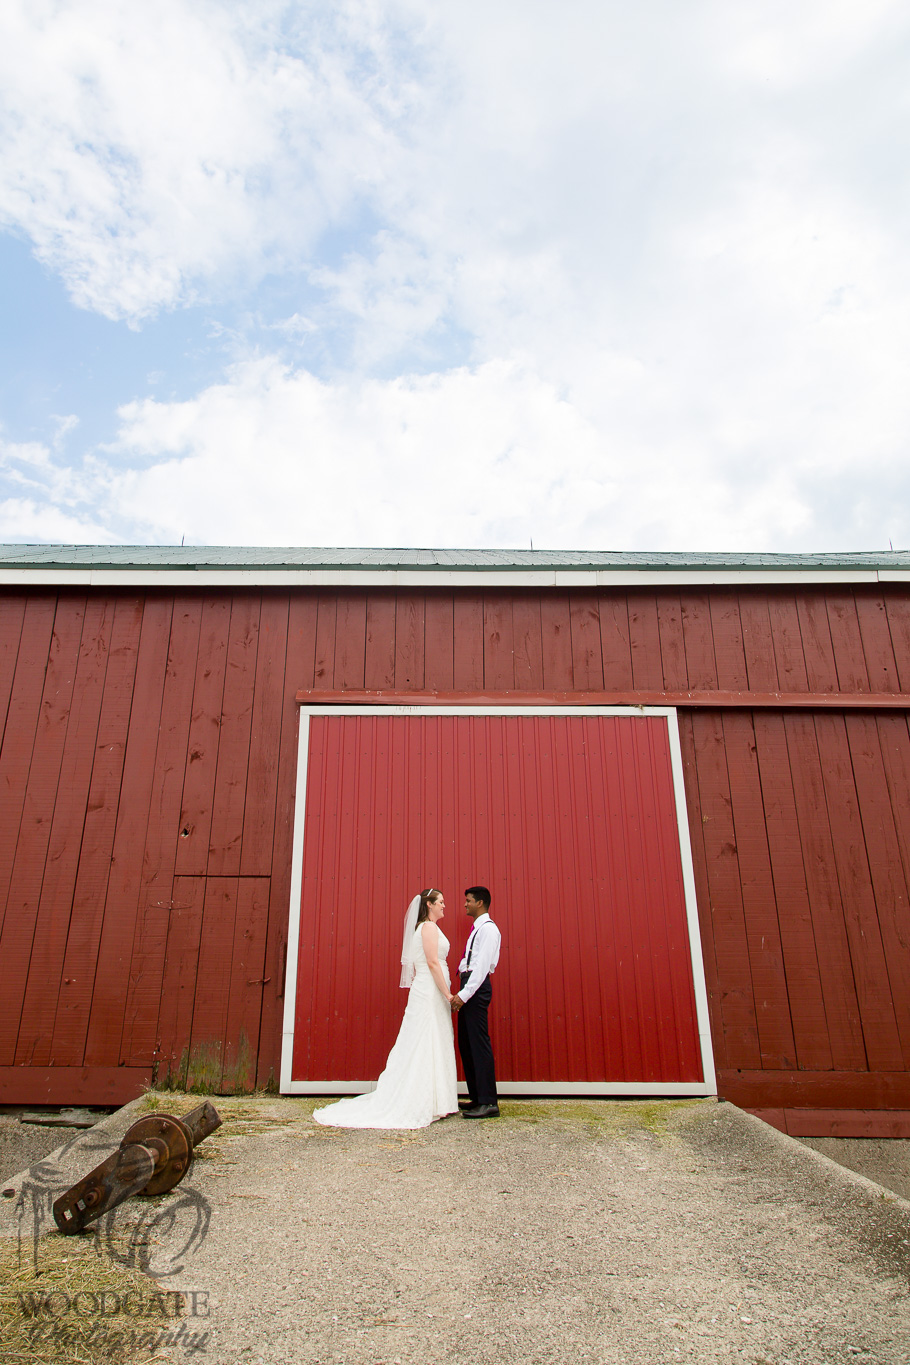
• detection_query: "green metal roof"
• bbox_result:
[0,545,909,571]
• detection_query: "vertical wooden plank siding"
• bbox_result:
[598,596,633,690]
[680,594,718,691]
[845,714,910,1060]
[333,592,366,691]
[812,713,905,1070]
[0,595,58,935]
[539,593,574,690]
[221,876,270,1090]
[782,713,866,1070]
[854,592,900,692]
[826,593,871,693]
[0,597,88,1064]
[708,591,749,690]
[174,597,231,875]
[512,594,544,690]
[628,594,663,690]
[569,591,605,690]
[84,595,174,1066]
[796,594,839,691]
[206,593,261,875]
[155,875,208,1085]
[49,598,145,1065]
[687,711,761,1068]
[313,593,337,689]
[185,877,239,1090]
[254,593,318,1087]
[119,596,204,1066]
[739,595,778,692]
[676,712,726,1071]
[15,598,113,1064]
[394,594,425,689]
[423,594,455,692]
[4,582,910,1110]
[766,594,809,692]
[452,597,484,691]
[364,592,397,689]
[884,591,910,690]
[240,592,291,876]
[751,712,831,1068]
[0,594,27,746]
[875,715,910,905]
[483,594,515,690]
[655,593,687,691]
[722,710,796,1068]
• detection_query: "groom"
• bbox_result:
[451,886,502,1119]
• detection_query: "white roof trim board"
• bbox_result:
[0,545,908,588]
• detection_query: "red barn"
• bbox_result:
[2,545,910,1138]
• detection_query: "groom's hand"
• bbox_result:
[451,994,463,1011]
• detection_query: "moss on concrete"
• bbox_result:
[499,1097,712,1136]
[137,1090,714,1140]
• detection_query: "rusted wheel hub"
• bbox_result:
[53,1101,221,1234]
[121,1113,194,1196]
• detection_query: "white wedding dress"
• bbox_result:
[312,926,458,1129]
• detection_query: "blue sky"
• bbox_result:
[1,0,910,550]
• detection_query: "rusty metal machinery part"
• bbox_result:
[52,1101,222,1235]
[181,1099,223,1147]
[53,1145,156,1234]
[121,1113,194,1197]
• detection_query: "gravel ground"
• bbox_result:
[797,1138,910,1202]
[3,1095,910,1365]
[0,1108,115,1184]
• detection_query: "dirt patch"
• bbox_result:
[4,1095,910,1365]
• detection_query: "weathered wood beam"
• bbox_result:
[296,688,910,710]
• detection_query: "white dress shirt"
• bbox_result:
[457,913,502,1003]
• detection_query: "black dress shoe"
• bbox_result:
[462,1104,500,1119]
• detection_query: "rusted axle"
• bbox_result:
[53,1101,222,1235]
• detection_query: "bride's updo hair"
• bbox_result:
[415,888,441,927]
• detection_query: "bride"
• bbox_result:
[313,888,459,1129]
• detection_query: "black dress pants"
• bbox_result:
[457,973,497,1106]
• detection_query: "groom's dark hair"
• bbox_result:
[465,886,491,909]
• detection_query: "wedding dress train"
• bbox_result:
[312,927,458,1129]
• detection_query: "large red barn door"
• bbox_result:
[282,708,714,1094]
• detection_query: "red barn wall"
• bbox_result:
[1,583,910,1114]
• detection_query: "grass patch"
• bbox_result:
[134,1090,715,1145]
[499,1098,712,1135]
[137,1090,313,1144]
[0,1232,190,1364]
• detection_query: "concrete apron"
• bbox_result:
[2,1095,910,1365]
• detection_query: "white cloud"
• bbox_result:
[0,0,420,320]
[2,1,910,550]
[80,353,829,551]
[102,356,603,545]
[0,497,114,542]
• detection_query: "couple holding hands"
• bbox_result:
[314,887,502,1129]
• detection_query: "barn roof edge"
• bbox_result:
[0,544,908,571]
